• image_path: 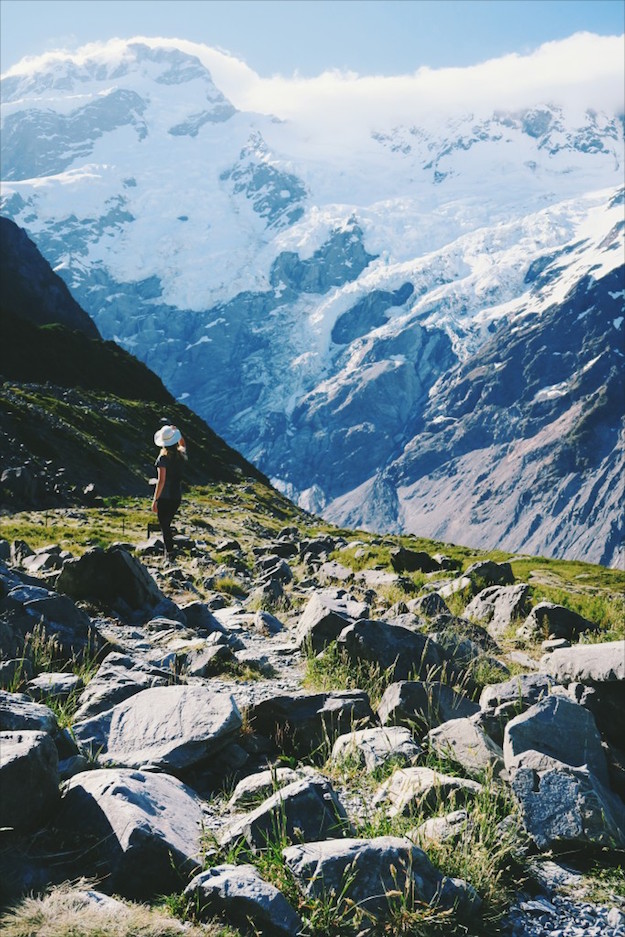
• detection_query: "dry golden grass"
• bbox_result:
[0,882,239,937]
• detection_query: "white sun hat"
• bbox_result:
[154,424,182,447]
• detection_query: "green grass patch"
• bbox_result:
[303,641,397,709]
[527,584,625,638]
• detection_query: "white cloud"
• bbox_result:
[217,32,624,124]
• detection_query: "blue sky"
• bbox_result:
[1,0,623,77]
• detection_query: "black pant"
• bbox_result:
[156,497,180,553]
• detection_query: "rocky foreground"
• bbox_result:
[0,522,624,936]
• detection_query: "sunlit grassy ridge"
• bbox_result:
[2,480,622,641]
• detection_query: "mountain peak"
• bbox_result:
[0,37,235,119]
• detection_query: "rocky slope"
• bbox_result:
[1,38,623,565]
[0,496,624,936]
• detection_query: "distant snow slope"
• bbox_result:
[2,38,624,563]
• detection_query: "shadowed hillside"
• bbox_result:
[1,218,270,509]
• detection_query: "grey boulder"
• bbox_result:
[179,600,226,634]
[520,602,599,641]
[464,560,514,587]
[503,695,608,785]
[228,766,314,809]
[56,768,204,898]
[413,809,472,846]
[248,689,374,757]
[284,836,480,920]
[26,672,83,702]
[72,652,170,722]
[511,765,625,851]
[377,680,479,732]
[73,684,242,771]
[540,641,625,683]
[336,619,444,681]
[480,673,556,714]
[55,546,163,612]
[331,726,422,772]
[0,689,59,734]
[427,717,505,779]
[464,584,530,638]
[2,583,100,660]
[295,590,368,652]
[0,730,59,831]
[220,775,350,850]
[184,864,302,937]
[373,767,482,817]
[540,642,625,747]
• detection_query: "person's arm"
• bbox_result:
[152,465,166,512]
[172,424,186,452]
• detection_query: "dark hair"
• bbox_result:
[161,445,187,463]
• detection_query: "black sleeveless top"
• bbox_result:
[155,450,185,500]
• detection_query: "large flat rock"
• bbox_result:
[73,684,242,771]
[540,641,625,683]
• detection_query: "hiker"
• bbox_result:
[152,423,187,558]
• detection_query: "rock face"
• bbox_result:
[73,684,242,772]
[56,769,205,899]
[0,216,99,337]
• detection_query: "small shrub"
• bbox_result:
[213,577,247,598]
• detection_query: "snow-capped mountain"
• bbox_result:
[2,38,624,564]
